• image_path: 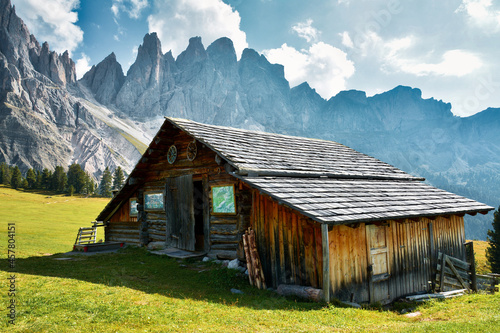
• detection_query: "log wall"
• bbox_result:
[105,122,251,259]
[251,191,323,289]
[107,191,140,245]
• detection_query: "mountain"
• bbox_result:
[0,0,498,239]
[0,0,143,178]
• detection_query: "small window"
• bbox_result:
[144,192,164,211]
[129,198,138,217]
[211,185,236,214]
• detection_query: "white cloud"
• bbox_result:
[380,35,483,77]
[147,0,248,58]
[340,31,354,48]
[352,31,483,77]
[456,0,500,32]
[111,0,149,19]
[12,0,83,54]
[292,19,319,43]
[75,53,91,79]
[394,49,483,77]
[264,42,355,99]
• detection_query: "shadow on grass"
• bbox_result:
[1,246,332,312]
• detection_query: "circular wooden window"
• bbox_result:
[187,141,197,161]
[167,145,177,164]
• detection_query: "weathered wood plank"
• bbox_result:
[445,256,470,290]
[322,224,330,303]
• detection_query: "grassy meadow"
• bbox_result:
[1,185,499,332]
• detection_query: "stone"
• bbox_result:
[147,241,166,250]
[202,256,211,262]
[340,301,361,308]
[230,288,244,294]
[227,258,239,269]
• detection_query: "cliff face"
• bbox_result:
[0,0,142,179]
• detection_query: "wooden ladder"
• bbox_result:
[74,222,102,245]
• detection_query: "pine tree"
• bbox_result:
[84,173,96,196]
[41,168,52,190]
[112,166,125,190]
[10,166,22,189]
[67,163,87,194]
[99,167,113,197]
[1,162,11,185]
[35,169,43,189]
[0,162,5,184]
[51,166,67,193]
[26,168,37,189]
[486,206,500,273]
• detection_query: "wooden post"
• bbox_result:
[321,224,330,303]
[465,241,477,292]
[440,253,446,292]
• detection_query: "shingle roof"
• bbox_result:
[167,118,421,180]
[240,177,493,224]
[96,118,494,223]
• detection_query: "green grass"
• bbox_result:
[1,187,499,332]
[469,240,491,274]
[0,186,109,257]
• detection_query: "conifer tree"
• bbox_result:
[112,166,125,190]
[26,168,37,189]
[51,166,67,193]
[10,166,22,189]
[99,167,113,197]
[486,206,500,273]
[84,174,96,196]
[1,162,11,185]
[35,170,43,189]
[41,168,52,190]
[67,163,87,194]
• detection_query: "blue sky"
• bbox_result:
[11,0,500,116]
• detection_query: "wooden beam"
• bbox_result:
[321,224,330,303]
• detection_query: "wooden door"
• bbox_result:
[165,175,195,251]
[366,224,391,303]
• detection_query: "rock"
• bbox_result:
[227,259,239,269]
[230,288,244,294]
[221,260,229,268]
[340,301,361,308]
[405,311,422,318]
[80,52,125,105]
[202,256,211,262]
[146,241,166,250]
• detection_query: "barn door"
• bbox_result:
[366,224,391,304]
[165,175,195,251]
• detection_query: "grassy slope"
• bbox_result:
[0,186,498,332]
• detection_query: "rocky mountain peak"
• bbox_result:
[80,52,125,105]
[176,36,207,68]
[329,89,368,105]
[207,37,237,77]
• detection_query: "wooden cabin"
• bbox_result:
[96,117,493,304]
